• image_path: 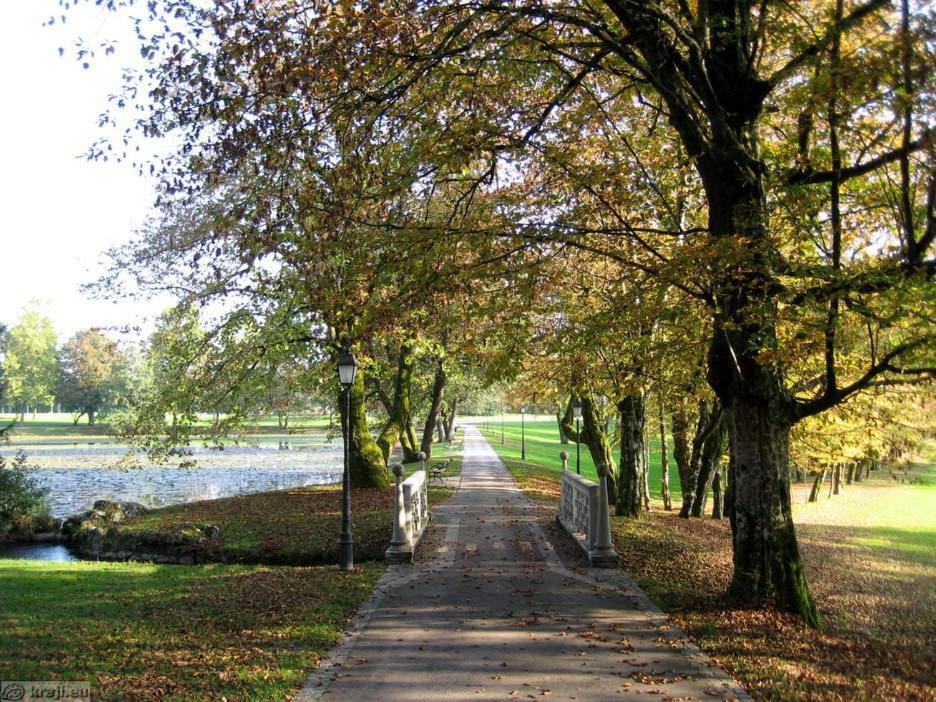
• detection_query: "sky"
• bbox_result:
[0,1,168,341]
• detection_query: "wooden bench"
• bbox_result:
[429,458,452,484]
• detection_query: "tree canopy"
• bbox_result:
[64,0,935,626]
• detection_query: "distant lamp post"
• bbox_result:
[572,398,583,474]
[520,406,526,461]
[337,345,358,571]
[501,406,505,445]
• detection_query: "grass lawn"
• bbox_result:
[479,419,936,701]
[0,413,335,444]
[0,559,382,701]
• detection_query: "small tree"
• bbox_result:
[57,329,126,425]
[0,450,49,538]
[4,306,60,418]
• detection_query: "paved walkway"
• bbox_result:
[297,426,748,701]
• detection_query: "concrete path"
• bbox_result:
[296,426,748,701]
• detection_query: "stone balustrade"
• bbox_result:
[385,465,430,563]
[556,460,618,568]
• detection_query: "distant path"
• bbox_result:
[297,426,748,701]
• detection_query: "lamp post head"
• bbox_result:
[337,346,357,388]
[572,397,583,420]
[520,407,525,415]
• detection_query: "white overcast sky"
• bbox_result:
[0,1,169,341]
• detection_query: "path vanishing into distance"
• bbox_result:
[297,426,749,701]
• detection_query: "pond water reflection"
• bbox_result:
[1,437,344,518]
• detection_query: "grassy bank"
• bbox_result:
[480,421,936,701]
[118,464,458,565]
[0,559,382,701]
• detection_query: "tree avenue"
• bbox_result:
[68,0,935,626]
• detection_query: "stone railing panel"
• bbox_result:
[557,461,618,568]
[386,466,430,563]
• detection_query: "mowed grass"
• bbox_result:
[0,559,382,701]
[480,421,936,701]
[0,437,461,700]
[475,417,680,504]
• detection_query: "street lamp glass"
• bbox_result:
[337,347,357,387]
[572,398,583,420]
[520,407,525,414]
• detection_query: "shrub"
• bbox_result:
[0,450,50,539]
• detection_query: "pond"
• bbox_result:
[0,543,78,562]
[1,437,344,519]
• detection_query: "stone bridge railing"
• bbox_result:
[385,464,429,563]
[556,457,618,568]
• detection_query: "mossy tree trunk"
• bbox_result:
[679,400,725,518]
[338,367,390,489]
[689,414,728,517]
[444,398,459,441]
[557,412,570,444]
[561,392,615,496]
[420,361,446,457]
[659,398,672,511]
[671,402,692,500]
[376,340,418,463]
[711,468,724,519]
[615,392,646,517]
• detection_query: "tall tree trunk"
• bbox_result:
[560,392,614,485]
[420,361,446,457]
[721,396,817,626]
[87,408,96,426]
[711,469,724,519]
[615,392,646,517]
[701,170,818,624]
[808,470,826,503]
[690,413,728,517]
[659,399,672,510]
[444,398,459,441]
[338,366,390,488]
[832,463,841,495]
[671,401,692,499]
[376,340,418,463]
[557,412,570,444]
[680,399,723,518]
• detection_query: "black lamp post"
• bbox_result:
[337,345,358,571]
[501,406,505,445]
[520,406,526,461]
[572,397,583,474]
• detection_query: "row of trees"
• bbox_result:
[65,0,934,628]
[1,306,130,423]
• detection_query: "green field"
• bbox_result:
[0,413,334,444]
[475,417,680,503]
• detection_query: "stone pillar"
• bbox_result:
[560,450,569,472]
[590,462,618,567]
[385,463,411,563]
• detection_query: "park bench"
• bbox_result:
[429,458,452,484]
